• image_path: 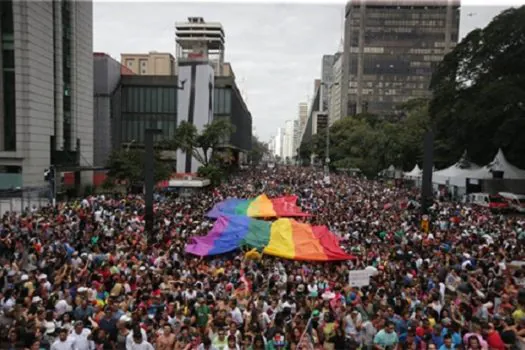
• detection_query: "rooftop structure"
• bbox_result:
[175,17,225,74]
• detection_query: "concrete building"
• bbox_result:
[175,17,225,75]
[341,0,460,117]
[121,51,176,76]
[275,128,284,159]
[320,55,335,111]
[93,52,128,167]
[268,136,276,158]
[330,52,344,125]
[110,74,252,163]
[283,120,295,160]
[298,102,308,137]
[292,119,300,157]
[0,0,93,188]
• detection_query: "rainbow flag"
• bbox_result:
[185,215,353,261]
[207,194,308,219]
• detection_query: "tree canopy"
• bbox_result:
[168,118,235,167]
[429,5,525,168]
[298,99,429,176]
[248,135,269,165]
[105,148,172,187]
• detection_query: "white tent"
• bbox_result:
[433,151,481,187]
[469,149,525,180]
[404,164,422,178]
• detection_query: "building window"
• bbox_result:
[140,60,147,67]
[141,69,146,74]
[1,0,16,151]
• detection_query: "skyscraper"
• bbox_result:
[298,102,308,134]
[330,52,344,125]
[341,0,460,117]
[0,0,94,188]
[320,55,335,111]
[283,120,295,160]
[275,128,284,159]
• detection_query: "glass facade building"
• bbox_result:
[342,0,460,117]
[111,75,252,152]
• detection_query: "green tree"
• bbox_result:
[170,118,235,166]
[429,5,525,168]
[105,148,172,188]
[248,136,269,165]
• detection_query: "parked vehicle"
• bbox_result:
[499,192,525,213]
[467,192,509,211]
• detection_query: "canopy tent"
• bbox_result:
[468,149,525,180]
[432,151,481,187]
[404,164,422,178]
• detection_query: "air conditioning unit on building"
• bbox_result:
[183,175,193,181]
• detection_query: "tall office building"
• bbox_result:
[298,102,308,133]
[320,55,335,111]
[292,120,300,157]
[329,52,344,125]
[275,128,284,159]
[121,51,176,76]
[283,120,295,160]
[0,0,93,188]
[341,0,460,117]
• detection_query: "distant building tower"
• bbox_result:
[174,17,224,174]
[175,17,225,74]
[341,0,460,117]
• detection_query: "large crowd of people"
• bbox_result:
[0,166,524,350]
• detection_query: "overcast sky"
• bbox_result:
[94,2,519,142]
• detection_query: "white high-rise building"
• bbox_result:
[0,0,94,188]
[282,120,295,160]
[275,127,284,159]
[329,52,343,125]
[298,102,308,139]
[268,136,276,157]
[292,120,300,157]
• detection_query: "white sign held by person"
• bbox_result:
[348,270,371,287]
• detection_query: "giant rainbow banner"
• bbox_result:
[206,194,308,219]
[185,215,353,261]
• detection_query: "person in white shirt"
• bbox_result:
[126,326,148,350]
[230,300,243,327]
[51,328,74,350]
[127,331,154,350]
[68,321,93,350]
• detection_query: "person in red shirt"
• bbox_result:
[484,322,505,350]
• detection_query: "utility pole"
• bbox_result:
[421,129,434,215]
[144,128,162,234]
[320,81,339,179]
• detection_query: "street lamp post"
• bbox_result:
[321,81,339,178]
[144,128,162,234]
